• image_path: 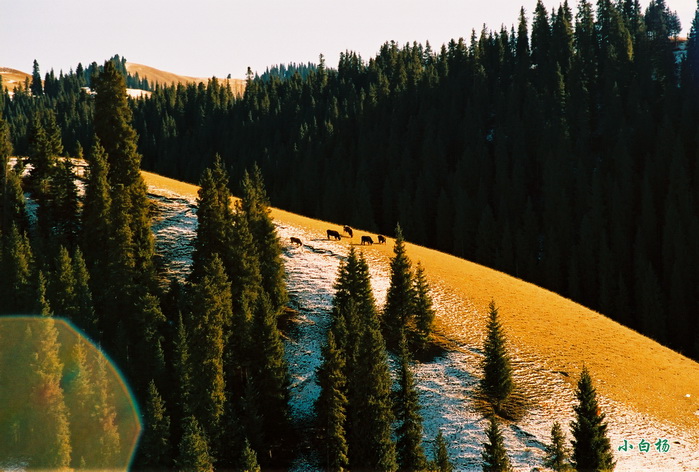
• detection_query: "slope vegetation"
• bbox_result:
[0,67,31,90]
[143,170,699,439]
[125,62,245,95]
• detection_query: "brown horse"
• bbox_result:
[343,225,353,238]
[361,235,374,245]
[377,235,386,244]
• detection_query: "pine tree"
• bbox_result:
[91,353,121,468]
[71,248,98,337]
[433,430,453,472]
[570,367,615,471]
[544,421,571,471]
[250,292,290,454]
[481,415,513,472]
[81,138,112,301]
[138,380,173,468]
[239,438,261,472]
[396,339,427,471]
[48,159,80,247]
[480,300,514,415]
[27,316,72,468]
[48,246,76,317]
[173,313,193,419]
[64,340,94,468]
[177,415,215,472]
[382,223,414,349]
[315,328,349,472]
[187,254,230,445]
[412,261,435,351]
[1,224,34,313]
[240,163,288,314]
[349,313,397,471]
[31,59,43,96]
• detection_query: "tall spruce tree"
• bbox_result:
[138,380,173,468]
[396,338,427,471]
[176,415,215,472]
[433,430,454,472]
[544,421,571,471]
[64,340,94,468]
[187,254,230,446]
[382,223,413,349]
[412,261,435,351]
[315,327,349,472]
[480,300,514,415]
[239,164,288,314]
[570,366,615,471]
[481,415,513,472]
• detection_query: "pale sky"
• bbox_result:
[1,0,695,79]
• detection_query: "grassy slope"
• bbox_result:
[125,62,245,95]
[143,170,699,436]
[0,67,31,90]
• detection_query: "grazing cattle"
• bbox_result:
[290,237,302,246]
[343,225,353,238]
[327,229,342,240]
[361,235,374,245]
[377,234,386,244]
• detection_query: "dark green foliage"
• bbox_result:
[433,430,453,472]
[0,224,34,313]
[240,163,288,315]
[570,367,615,472]
[396,340,427,471]
[481,416,513,472]
[481,300,514,413]
[239,438,261,472]
[315,328,349,472]
[64,340,94,468]
[412,261,435,350]
[138,380,172,468]
[31,59,43,96]
[544,421,571,471]
[187,254,230,444]
[176,415,214,472]
[382,223,414,349]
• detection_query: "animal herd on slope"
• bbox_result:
[289,225,386,248]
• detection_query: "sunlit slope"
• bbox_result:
[0,67,31,90]
[125,62,245,95]
[142,170,699,434]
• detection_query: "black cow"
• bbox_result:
[361,235,374,245]
[377,234,386,244]
[343,225,353,238]
[290,237,302,246]
[327,229,342,240]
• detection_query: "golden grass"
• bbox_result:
[0,67,31,90]
[125,62,246,96]
[142,170,699,435]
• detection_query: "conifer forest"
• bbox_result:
[1,0,699,469]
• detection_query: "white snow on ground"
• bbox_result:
[147,184,699,472]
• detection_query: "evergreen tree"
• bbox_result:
[349,311,397,471]
[239,438,261,472]
[433,430,454,472]
[27,316,72,468]
[90,354,121,468]
[48,246,76,317]
[240,163,288,314]
[570,367,615,471]
[71,248,98,337]
[382,223,414,349]
[0,224,34,313]
[250,292,290,455]
[315,328,349,472]
[480,300,514,415]
[31,59,43,96]
[396,339,427,471]
[544,421,571,471]
[481,415,513,472]
[138,380,173,468]
[64,340,94,468]
[176,415,215,472]
[187,254,230,445]
[412,261,435,351]
[48,159,80,247]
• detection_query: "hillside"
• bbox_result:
[0,67,31,90]
[125,61,245,95]
[143,170,699,470]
